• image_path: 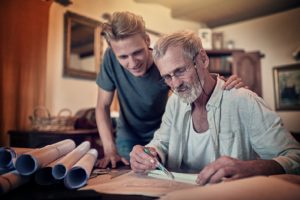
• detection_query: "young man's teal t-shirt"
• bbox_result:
[96,48,169,157]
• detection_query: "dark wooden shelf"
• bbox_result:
[210,70,232,77]
[206,49,244,57]
[8,129,99,147]
[8,129,104,158]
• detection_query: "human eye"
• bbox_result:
[162,75,172,82]
[119,55,129,60]
[174,67,187,77]
[133,49,144,56]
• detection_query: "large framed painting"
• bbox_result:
[273,63,300,110]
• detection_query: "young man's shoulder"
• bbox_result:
[102,48,122,73]
[103,47,117,61]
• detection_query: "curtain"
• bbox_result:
[0,0,52,146]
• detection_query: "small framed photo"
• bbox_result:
[273,63,300,110]
[212,32,224,49]
[198,28,212,49]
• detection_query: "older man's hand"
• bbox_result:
[130,145,158,173]
[196,156,284,185]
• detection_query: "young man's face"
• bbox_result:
[110,34,152,77]
[156,46,203,103]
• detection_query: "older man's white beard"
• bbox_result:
[174,80,203,104]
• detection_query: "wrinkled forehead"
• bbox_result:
[156,47,188,75]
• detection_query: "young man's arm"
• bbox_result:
[95,87,129,168]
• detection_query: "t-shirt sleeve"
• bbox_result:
[96,48,116,91]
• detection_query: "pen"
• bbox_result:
[143,148,175,179]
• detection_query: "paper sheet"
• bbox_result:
[82,171,197,197]
[160,176,300,200]
[148,170,198,185]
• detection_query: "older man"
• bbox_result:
[130,30,300,185]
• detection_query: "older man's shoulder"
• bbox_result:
[229,87,258,96]
[223,87,262,104]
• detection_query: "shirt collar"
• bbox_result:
[206,75,224,110]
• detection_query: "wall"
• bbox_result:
[47,1,300,132]
[46,0,201,116]
[0,0,51,145]
[214,8,300,132]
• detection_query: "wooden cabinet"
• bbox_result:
[207,49,263,97]
[8,129,103,157]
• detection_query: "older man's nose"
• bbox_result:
[169,76,182,88]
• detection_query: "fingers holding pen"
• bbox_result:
[130,145,157,173]
[147,147,158,158]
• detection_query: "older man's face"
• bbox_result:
[156,47,203,103]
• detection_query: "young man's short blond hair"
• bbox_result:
[102,11,147,44]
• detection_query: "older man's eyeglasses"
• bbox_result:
[161,64,194,84]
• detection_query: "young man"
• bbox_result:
[130,30,300,184]
[96,12,244,168]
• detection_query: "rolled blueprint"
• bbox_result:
[34,157,64,186]
[0,147,31,171]
[15,139,76,175]
[0,170,31,194]
[0,147,16,170]
[52,141,91,180]
[64,148,98,189]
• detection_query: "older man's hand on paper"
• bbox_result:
[196,156,285,185]
[130,145,158,173]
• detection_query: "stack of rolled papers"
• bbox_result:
[0,139,98,194]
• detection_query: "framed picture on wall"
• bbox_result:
[212,32,224,49]
[198,28,212,49]
[273,63,300,110]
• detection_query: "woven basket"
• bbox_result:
[29,107,76,131]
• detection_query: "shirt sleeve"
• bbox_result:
[96,48,116,91]
[146,95,177,164]
[247,92,300,174]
